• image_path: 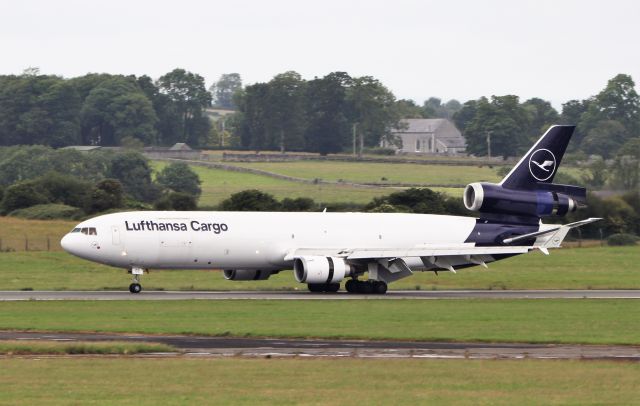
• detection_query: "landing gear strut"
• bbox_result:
[128,267,144,294]
[345,279,387,294]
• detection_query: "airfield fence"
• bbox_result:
[0,236,62,252]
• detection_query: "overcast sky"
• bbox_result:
[2,0,639,109]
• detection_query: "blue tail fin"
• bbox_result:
[499,125,575,190]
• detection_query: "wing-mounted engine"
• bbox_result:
[223,269,277,281]
[464,182,585,218]
[293,256,353,284]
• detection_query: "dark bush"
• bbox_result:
[363,147,396,156]
[33,172,92,207]
[281,197,315,211]
[219,190,280,211]
[87,179,124,213]
[154,192,198,211]
[156,162,202,197]
[607,233,639,246]
[10,204,84,220]
[0,182,49,214]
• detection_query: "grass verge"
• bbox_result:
[0,358,638,405]
[0,299,638,345]
[0,246,637,291]
[0,340,174,355]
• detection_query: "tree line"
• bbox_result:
[0,68,212,148]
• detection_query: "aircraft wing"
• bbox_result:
[284,244,530,261]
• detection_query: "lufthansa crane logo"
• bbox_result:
[528,149,556,181]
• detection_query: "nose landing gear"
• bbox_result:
[128,267,145,294]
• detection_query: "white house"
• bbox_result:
[384,118,466,155]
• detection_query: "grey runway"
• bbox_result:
[0,289,639,301]
[1,331,639,361]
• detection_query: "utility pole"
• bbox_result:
[352,123,358,157]
[486,130,492,159]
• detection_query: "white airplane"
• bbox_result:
[61,125,599,294]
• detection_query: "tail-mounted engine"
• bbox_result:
[464,182,585,218]
[294,256,353,284]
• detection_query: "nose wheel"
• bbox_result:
[128,267,144,294]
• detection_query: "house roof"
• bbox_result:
[61,146,102,152]
[169,143,192,151]
[394,118,448,133]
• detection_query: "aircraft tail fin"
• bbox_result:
[499,125,575,190]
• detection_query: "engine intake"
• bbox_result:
[293,256,352,284]
[464,182,579,218]
[223,269,274,281]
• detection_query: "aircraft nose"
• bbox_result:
[60,234,71,253]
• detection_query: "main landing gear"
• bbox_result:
[307,283,340,293]
[345,279,387,295]
[128,267,144,294]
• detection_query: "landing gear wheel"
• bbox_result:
[358,281,373,294]
[345,279,357,293]
[308,283,324,292]
[373,281,388,294]
[326,283,340,293]
[129,283,142,294]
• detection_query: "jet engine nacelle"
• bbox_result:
[464,182,579,218]
[293,256,352,284]
[223,269,274,281]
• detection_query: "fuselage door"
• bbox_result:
[111,226,121,245]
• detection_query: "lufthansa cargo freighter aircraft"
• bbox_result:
[61,125,599,294]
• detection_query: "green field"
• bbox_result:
[229,161,503,185]
[1,246,636,291]
[153,161,393,206]
[0,299,638,344]
[1,358,638,405]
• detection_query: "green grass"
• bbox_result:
[153,161,392,206]
[0,246,636,291]
[0,340,174,355]
[228,161,503,185]
[0,216,76,252]
[0,358,638,405]
[0,299,638,344]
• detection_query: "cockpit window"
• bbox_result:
[76,227,97,235]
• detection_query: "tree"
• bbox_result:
[80,77,157,146]
[210,73,242,109]
[155,162,202,197]
[266,71,307,152]
[157,68,212,146]
[108,152,159,202]
[0,74,81,147]
[461,96,531,158]
[87,179,124,213]
[281,197,315,211]
[581,120,627,159]
[236,83,270,150]
[33,172,91,207]
[346,76,400,154]
[578,74,640,149]
[522,98,559,141]
[560,98,592,150]
[304,72,352,154]
[219,189,280,211]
